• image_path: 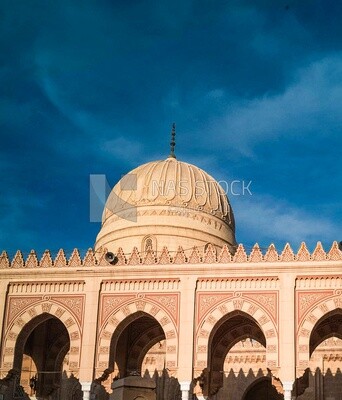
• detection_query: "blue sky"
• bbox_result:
[1,0,341,257]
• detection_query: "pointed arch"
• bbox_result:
[297,291,342,374]
[96,298,178,376]
[1,299,82,375]
[195,295,279,376]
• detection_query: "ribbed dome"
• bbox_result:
[95,157,236,254]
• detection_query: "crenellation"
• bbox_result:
[68,248,82,267]
[296,242,311,261]
[264,244,279,262]
[158,246,172,264]
[173,246,187,264]
[54,249,67,267]
[203,243,217,263]
[311,242,327,261]
[249,244,263,262]
[115,247,126,266]
[0,250,10,268]
[25,250,38,268]
[11,250,24,268]
[280,243,295,262]
[1,242,341,269]
[128,247,141,265]
[327,241,342,261]
[188,246,202,263]
[218,244,232,263]
[40,250,53,268]
[233,244,248,263]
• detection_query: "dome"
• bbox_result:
[95,157,237,255]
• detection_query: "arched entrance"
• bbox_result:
[108,311,181,400]
[206,311,268,397]
[13,313,71,399]
[296,308,342,400]
[109,311,165,377]
[243,377,283,400]
[309,309,342,356]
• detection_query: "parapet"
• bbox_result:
[0,241,341,269]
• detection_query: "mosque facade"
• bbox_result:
[0,140,341,400]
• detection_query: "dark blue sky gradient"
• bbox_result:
[1,0,341,257]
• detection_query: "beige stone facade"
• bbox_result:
[0,156,341,400]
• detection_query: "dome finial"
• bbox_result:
[169,123,176,159]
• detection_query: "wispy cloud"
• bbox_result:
[235,195,340,249]
[101,137,145,166]
[207,55,342,156]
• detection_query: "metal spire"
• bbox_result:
[169,123,176,158]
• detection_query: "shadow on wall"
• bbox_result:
[0,369,30,400]
[191,366,342,400]
[193,368,283,400]
[89,369,181,400]
[144,369,182,400]
[295,367,342,400]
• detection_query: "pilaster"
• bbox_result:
[0,279,8,363]
[177,275,197,382]
[78,277,101,383]
[278,272,296,383]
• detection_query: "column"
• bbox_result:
[180,380,191,400]
[283,381,293,400]
[81,381,92,400]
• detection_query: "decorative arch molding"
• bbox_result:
[1,295,84,375]
[194,292,279,376]
[96,293,179,375]
[296,289,342,375]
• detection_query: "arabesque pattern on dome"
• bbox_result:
[103,157,234,225]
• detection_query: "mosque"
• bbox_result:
[0,126,341,400]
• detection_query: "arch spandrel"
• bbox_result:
[296,290,342,375]
[194,295,279,377]
[196,291,278,332]
[1,298,83,376]
[96,297,179,374]
[99,292,179,328]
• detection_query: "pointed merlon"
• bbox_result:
[169,123,176,158]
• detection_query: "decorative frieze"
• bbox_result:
[296,276,341,289]
[197,277,279,291]
[101,279,180,292]
[8,281,85,294]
